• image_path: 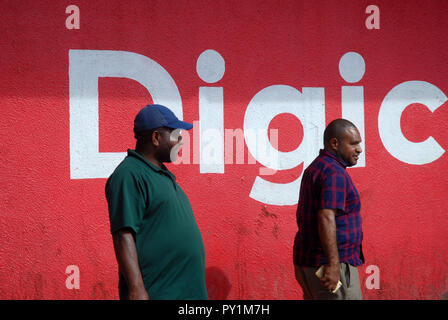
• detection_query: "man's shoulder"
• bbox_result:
[107,156,145,182]
[322,160,346,177]
[307,153,338,170]
[305,154,346,179]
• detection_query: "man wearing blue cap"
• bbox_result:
[105,104,208,300]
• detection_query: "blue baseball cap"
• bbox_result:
[134,104,193,132]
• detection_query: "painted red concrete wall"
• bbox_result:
[1,0,448,299]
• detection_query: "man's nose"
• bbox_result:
[356,145,363,154]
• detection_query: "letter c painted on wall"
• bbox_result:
[378,80,446,165]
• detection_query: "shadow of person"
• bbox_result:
[205,267,231,300]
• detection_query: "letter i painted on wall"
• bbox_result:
[340,52,366,167]
[197,50,225,173]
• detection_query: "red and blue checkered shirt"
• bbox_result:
[293,149,364,267]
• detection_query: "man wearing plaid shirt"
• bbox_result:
[293,119,364,300]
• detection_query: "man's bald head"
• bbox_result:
[323,119,362,167]
[324,119,357,147]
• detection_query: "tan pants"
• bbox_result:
[294,263,363,300]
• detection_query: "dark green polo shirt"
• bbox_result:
[105,149,208,300]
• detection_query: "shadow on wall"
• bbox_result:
[205,267,231,300]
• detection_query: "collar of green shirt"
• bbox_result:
[127,149,177,181]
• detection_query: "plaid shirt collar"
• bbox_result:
[319,149,348,169]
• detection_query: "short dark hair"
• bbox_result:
[323,119,357,145]
[134,128,156,142]
[134,126,172,143]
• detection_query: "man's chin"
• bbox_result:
[166,155,177,163]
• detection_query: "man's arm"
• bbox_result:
[112,228,149,300]
[317,208,341,291]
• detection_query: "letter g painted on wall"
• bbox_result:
[244,85,325,206]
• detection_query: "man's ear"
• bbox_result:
[329,137,339,151]
[152,130,161,147]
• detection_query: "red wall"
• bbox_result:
[1,0,448,299]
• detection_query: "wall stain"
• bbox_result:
[272,224,279,239]
[33,274,44,299]
[261,206,278,219]
[92,282,107,299]
[237,224,249,236]
[441,291,448,300]
[255,206,279,238]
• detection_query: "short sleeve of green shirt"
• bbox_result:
[105,167,147,235]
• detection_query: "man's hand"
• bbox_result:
[320,264,341,292]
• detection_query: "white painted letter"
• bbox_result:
[340,52,366,167]
[69,50,182,179]
[378,81,446,165]
[244,85,325,205]
[197,50,225,173]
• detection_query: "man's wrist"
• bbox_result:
[327,262,340,267]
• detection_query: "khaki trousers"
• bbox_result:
[294,263,363,300]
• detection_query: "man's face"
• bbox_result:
[335,127,363,167]
[154,127,183,163]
